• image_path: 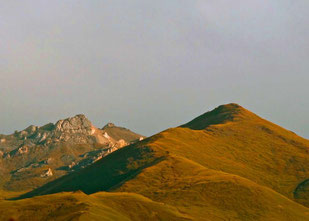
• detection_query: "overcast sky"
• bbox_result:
[0,0,308,138]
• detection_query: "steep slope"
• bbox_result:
[14,104,309,220]
[177,103,309,200]
[0,115,144,191]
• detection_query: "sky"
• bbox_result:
[0,0,309,138]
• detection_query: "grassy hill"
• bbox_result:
[0,191,190,221]
[4,104,309,220]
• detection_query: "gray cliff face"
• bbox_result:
[12,115,99,145]
[55,114,93,133]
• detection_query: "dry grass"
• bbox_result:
[0,191,190,221]
[117,155,309,220]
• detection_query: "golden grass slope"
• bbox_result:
[0,191,190,221]
[4,155,309,220]
[116,155,309,220]
[175,103,309,200]
[8,104,309,220]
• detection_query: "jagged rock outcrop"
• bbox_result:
[40,168,53,178]
[0,115,144,191]
[55,114,93,134]
[11,114,99,145]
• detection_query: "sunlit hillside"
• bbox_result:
[3,104,309,220]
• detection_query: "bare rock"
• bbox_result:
[24,125,38,134]
[41,168,53,177]
[103,132,110,139]
[117,139,127,148]
[39,132,48,143]
[18,146,29,154]
[102,123,115,129]
[55,114,93,134]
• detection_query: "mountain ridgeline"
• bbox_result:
[6,103,308,221]
[0,114,144,191]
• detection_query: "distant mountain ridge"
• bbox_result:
[0,114,144,191]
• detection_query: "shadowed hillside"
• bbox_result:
[7,104,309,220]
[295,179,309,207]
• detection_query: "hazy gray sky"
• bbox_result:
[1,0,309,138]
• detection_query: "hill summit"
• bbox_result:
[182,103,256,130]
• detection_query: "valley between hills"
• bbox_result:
[0,103,309,220]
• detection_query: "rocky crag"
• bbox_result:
[0,114,144,191]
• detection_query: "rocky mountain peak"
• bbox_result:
[8,114,97,146]
[0,114,145,192]
[55,114,93,133]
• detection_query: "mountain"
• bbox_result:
[10,103,309,220]
[102,123,145,143]
[0,114,144,191]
